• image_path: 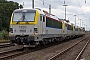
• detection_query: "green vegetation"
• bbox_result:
[0,30,8,40]
[0,0,23,41]
[0,0,23,31]
[35,53,41,59]
[0,40,10,43]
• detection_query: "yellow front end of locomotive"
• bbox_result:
[10,10,40,25]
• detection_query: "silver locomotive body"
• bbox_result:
[9,9,85,47]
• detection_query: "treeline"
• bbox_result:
[0,0,23,31]
[0,0,23,40]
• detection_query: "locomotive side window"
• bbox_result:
[46,17,62,29]
[59,22,62,29]
[75,28,78,31]
[67,24,73,30]
[40,16,42,21]
[43,16,45,22]
[53,20,62,29]
[46,17,53,27]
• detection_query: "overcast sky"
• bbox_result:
[8,0,90,31]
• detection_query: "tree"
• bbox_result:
[0,0,23,31]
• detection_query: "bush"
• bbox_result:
[0,30,9,40]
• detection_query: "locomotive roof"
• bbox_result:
[13,8,82,28]
[14,9,60,21]
[14,9,36,13]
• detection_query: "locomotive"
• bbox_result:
[9,8,85,47]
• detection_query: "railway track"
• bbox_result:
[75,40,89,60]
[0,35,87,60]
[0,43,15,48]
[0,46,48,60]
[0,43,50,60]
[6,35,87,60]
[0,43,57,60]
[0,45,23,60]
[0,50,28,60]
[48,35,89,60]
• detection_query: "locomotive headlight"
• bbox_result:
[10,28,13,33]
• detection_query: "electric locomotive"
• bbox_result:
[9,8,85,47]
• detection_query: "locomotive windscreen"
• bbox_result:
[13,9,36,22]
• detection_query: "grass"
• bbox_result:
[35,53,41,59]
[89,53,90,60]
[0,40,10,43]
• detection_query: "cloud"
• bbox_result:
[81,6,90,13]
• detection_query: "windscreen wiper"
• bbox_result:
[16,13,29,24]
[23,13,29,24]
[16,16,23,24]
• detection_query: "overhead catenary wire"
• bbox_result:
[35,0,48,8]
[76,0,88,29]
[37,1,64,14]
[39,0,65,14]
[35,0,87,18]
[35,1,86,20]
[76,0,86,18]
[39,0,74,15]
[34,0,67,19]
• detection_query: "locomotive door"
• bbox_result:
[42,15,46,34]
[62,22,67,34]
[64,24,67,34]
[40,15,46,34]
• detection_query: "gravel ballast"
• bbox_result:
[9,35,89,60]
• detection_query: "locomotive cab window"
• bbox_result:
[13,10,36,22]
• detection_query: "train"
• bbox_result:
[9,8,85,47]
